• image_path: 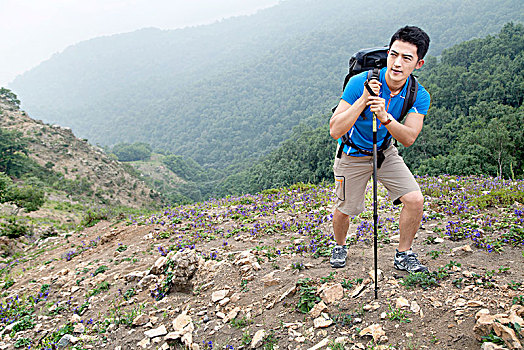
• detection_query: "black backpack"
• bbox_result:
[334,47,418,166]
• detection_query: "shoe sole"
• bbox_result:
[394,262,428,273]
[330,260,346,268]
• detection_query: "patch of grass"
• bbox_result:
[320,272,336,283]
[92,265,108,277]
[230,316,252,329]
[332,313,352,327]
[481,331,505,345]
[116,244,128,252]
[427,250,441,259]
[291,262,305,271]
[122,288,136,301]
[470,188,524,210]
[296,278,320,314]
[341,278,363,290]
[386,305,411,323]
[262,330,278,350]
[400,271,441,290]
[86,281,111,297]
[241,330,252,346]
[14,338,31,348]
[512,295,524,306]
[508,281,522,291]
[10,315,34,336]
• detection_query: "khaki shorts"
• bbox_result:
[333,145,420,216]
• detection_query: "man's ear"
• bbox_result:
[415,59,425,70]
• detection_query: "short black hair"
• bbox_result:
[389,26,430,60]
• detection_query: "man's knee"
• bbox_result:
[400,191,424,210]
[333,208,349,221]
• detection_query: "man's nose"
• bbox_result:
[393,56,402,66]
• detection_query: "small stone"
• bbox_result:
[307,337,330,350]
[73,323,85,334]
[70,314,81,323]
[351,284,366,298]
[261,272,280,287]
[395,297,410,309]
[410,301,420,313]
[481,342,506,350]
[137,337,150,348]
[173,313,192,332]
[467,300,485,307]
[476,309,491,320]
[57,334,77,348]
[313,315,333,328]
[251,329,266,348]
[309,301,328,318]
[144,325,167,338]
[452,245,472,254]
[211,290,229,302]
[492,322,521,349]
[368,269,384,282]
[151,257,168,275]
[132,314,150,327]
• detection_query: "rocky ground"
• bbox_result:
[0,176,522,350]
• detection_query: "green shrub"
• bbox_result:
[0,218,32,238]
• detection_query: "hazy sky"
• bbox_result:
[0,0,279,87]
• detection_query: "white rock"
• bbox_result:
[251,329,266,348]
[144,325,167,338]
[396,297,410,309]
[410,301,421,313]
[211,289,229,302]
[307,337,330,350]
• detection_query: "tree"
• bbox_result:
[0,128,28,175]
[0,172,45,214]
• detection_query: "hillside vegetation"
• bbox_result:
[0,89,161,246]
[9,0,524,176]
[0,175,522,349]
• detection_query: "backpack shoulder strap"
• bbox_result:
[381,74,419,149]
[399,74,418,122]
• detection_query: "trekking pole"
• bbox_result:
[372,111,378,300]
[365,78,379,300]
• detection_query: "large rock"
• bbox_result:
[149,250,199,294]
[359,324,386,343]
[320,284,344,304]
[492,322,522,349]
[474,309,523,349]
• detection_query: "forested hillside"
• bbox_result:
[224,23,524,196]
[10,0,523,176]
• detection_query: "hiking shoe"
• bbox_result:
[394,249,429,273]
[330,245,347,268]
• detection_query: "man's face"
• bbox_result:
[386,40,424,86]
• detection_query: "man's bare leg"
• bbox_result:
[398,190,424,251]
[394,190,428,273]
[331,208,350,268]
[333,208,350,245]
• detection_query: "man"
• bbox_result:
[329,26,431,273]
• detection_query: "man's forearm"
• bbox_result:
[329,97,367,140]
[381,113,424,147]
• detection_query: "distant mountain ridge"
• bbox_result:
[9,0,524,174]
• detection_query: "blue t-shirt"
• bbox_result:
[339,67,430,155]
